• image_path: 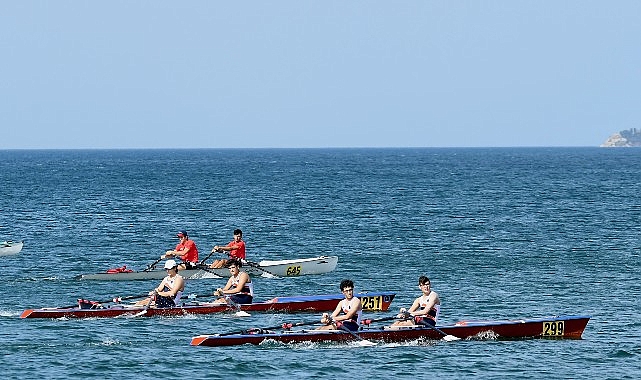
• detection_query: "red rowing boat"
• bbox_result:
[20,291,395,319]
[190,315,590,347]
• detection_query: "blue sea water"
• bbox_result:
[0,148,640,379]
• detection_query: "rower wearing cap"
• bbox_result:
[162,230,199,270]
[135,259,185,308]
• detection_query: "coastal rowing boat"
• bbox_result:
[76,255,339,281]
[20,291,394,319]
[0,241,23,256]
[190,315,590,347]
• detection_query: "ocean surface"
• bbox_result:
[0,148,639,379]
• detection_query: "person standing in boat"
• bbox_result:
[209,229,245,269]
[391,276,440,327]
[163,230,199,270]
[213,259,253,304]
[318,279,363,331]
[136,259,185,308]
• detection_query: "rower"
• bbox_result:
[390,276,440,328]
[209,229,246,269]
[135,259,185,308]
[213,259,253,304]
[317,279,363,331]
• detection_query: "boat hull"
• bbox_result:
[190,315,591,347]
[77,256,338,281]
[0,241,23,256]
[20,291,394,319]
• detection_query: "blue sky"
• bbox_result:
[1,1,639,149]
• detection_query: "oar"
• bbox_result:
[243,261,279,278]
[417,320,460,342]
[337,324,377,347]
[218,319,322,336]
[192,264,223,277]
[198,249,217,266]
[130,291,156,317]
[360,315,407,326]
[185,292,218,300]
[223,295,251,317]
[56,293,149,309]
[143,256,164,272]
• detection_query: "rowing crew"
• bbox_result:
[316,276,440,331]
[161,229,246,271]
[137,258,252,308]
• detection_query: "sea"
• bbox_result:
[0,148,639,379]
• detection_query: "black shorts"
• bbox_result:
[229,294,253,304]
[155,295,175,308]
[341,321,360,331]
[183,262,198,270]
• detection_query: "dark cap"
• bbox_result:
[177,230,188,238]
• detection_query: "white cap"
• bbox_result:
[164,259,178,269]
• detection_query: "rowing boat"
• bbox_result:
[190,315,591,347]
[76,255,339,281]
[0,241,23,256]
[20,291,394,319]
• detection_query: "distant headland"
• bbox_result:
[601,128,641,147]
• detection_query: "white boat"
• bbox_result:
[77,255,339,281]
[0,241,23,256]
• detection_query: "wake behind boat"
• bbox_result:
[0,241,23,256]
[20,291,394,319]
[77,255,339,281]
[191,315,591,347]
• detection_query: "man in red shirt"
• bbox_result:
[163,230,199,270]
[210,229,246,268]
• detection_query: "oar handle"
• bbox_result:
[360,315,406,326]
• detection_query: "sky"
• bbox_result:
[1,1,640,149]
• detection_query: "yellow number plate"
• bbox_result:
[285,265,302,276]
[360,296,383,311]
[542,321,565,336]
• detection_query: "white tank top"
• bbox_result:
[231,273,254,296]
[163,274,184,303]
[341,298,362,324]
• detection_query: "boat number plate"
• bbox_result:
[285,265,302,276]
[542,321,564,336]
[361,296,384,311]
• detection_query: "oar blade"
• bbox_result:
[235,311,251,317]
[353,339,377,347]
[442,334,460,342]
